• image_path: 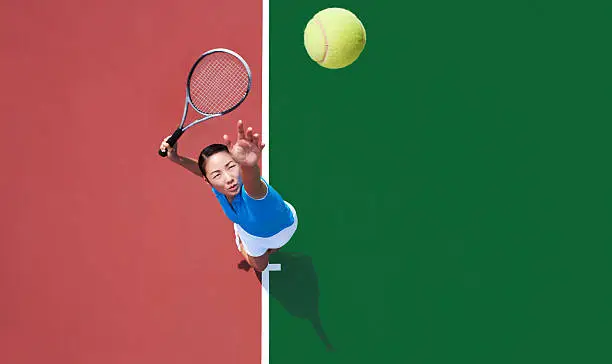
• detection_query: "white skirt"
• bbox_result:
[234,201,298,257]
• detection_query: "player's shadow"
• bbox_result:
[248,252,334,351]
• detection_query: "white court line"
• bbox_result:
[261,0,272,363]
[261,0,269,182]
[261,264,280,364]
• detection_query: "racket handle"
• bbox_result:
[159,128,184,157]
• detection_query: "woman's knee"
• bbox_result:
[249,255,270,272]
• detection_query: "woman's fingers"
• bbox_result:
[237,120,246,140]
[223,134,233,148]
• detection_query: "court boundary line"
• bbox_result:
[261,1,274,364]
[261,0,269,181]
[261,264,280,364]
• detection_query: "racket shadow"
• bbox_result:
[261,251,334,352]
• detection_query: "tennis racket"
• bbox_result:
[159,48,252,157]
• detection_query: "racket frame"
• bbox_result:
[159,48,252,157]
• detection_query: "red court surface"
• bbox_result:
[1,1,263,363]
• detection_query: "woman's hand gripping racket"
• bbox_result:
[159,48,252,157]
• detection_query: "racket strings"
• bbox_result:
[189,53,250,114]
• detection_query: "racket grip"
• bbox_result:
[158,128,184,157]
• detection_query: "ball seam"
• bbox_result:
[312,16,329,64]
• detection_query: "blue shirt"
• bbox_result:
[212,178,295,238]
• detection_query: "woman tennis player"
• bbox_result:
[159,120,298,272]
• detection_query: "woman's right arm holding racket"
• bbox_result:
[160,136,204,178]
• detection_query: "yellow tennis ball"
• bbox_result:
[304,8,367,69]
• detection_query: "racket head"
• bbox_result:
[186,48,252,116]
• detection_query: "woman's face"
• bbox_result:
[203,151,241,197]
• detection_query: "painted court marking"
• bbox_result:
[261,1,273,364]
[261,0,269,177]
[261,263,281,364]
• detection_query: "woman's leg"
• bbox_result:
[238,237,272,272]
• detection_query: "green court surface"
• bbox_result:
[268,1,611,363]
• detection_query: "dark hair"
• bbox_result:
[198,143,230,177]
